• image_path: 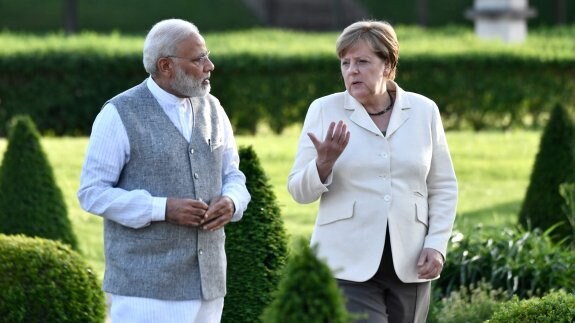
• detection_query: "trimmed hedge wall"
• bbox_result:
[1,28,574,136]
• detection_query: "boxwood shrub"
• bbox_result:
[0,115,77,249]
[223,146,289,323]
[0,234,105,322]
[489,290,575,323]
[261,238,351,323]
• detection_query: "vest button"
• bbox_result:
[189,148,194,154]
[194,173,199,179]
[199,249,204,255]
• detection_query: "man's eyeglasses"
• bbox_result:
[166,51,211,65]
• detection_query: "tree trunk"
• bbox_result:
[555,0,566,25]
[416,0,428,27]
[63,0,78,34]
[266,0,278,26]
[332,0,343,29]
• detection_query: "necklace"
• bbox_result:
[367,90,394,116]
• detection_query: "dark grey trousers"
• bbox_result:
[337,229,431,323]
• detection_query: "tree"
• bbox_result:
[519,104,575,242]
[0,115,78,249]
[261,238,351,323]
[222,146,289,323]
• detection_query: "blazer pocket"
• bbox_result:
[317,200,356,226]
[414,200,429,228]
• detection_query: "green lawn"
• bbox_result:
[0,128,541,279]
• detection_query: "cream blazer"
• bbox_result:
[288,82,458,283]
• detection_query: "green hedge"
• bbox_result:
[489,290,575,323]
[1,27,574,136]
[0,234,105,322]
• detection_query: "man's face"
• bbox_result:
[168,33,214,98]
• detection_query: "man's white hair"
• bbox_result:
[143,19,199,76]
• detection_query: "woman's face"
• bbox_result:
[340,41,388,105]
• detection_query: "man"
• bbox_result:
[78,18,251,323]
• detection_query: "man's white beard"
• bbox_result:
[171,66,210,98]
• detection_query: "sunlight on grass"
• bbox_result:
[0,129,541,279]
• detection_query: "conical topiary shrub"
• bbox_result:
[222,145,289,323]
[0,115,77,249]
[261,238,351,323]
[0,234,105,322]
[519,104,575,242]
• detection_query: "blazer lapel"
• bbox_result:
[345,92,384,136]
[386,87,411,137]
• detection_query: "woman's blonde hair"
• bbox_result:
[336,20,399,80]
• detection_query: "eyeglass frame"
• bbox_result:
[165,50,211,66]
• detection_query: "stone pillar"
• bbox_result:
[465,0,536,43]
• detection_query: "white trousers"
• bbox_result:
[109,294,224,323]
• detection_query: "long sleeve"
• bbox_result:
[77,103,166,229]
[287,99,331,204]
[423,103,458,256]
[219,106,251,221]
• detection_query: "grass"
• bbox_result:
[0,128,541,280]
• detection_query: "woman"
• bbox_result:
[287,20,458,322]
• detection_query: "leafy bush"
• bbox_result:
[437,225,575,299]
[559,182,575,245]
[223,146,289,323]
[519,104,575,242]
[0,234,105,322]
[0,115,77,249]
[261,238,351,323]
[489,290,575,323]
[432,281,508,323]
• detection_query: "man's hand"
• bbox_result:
[417,248,444,279]
[202,196,235,231]
[165,198,209,227]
